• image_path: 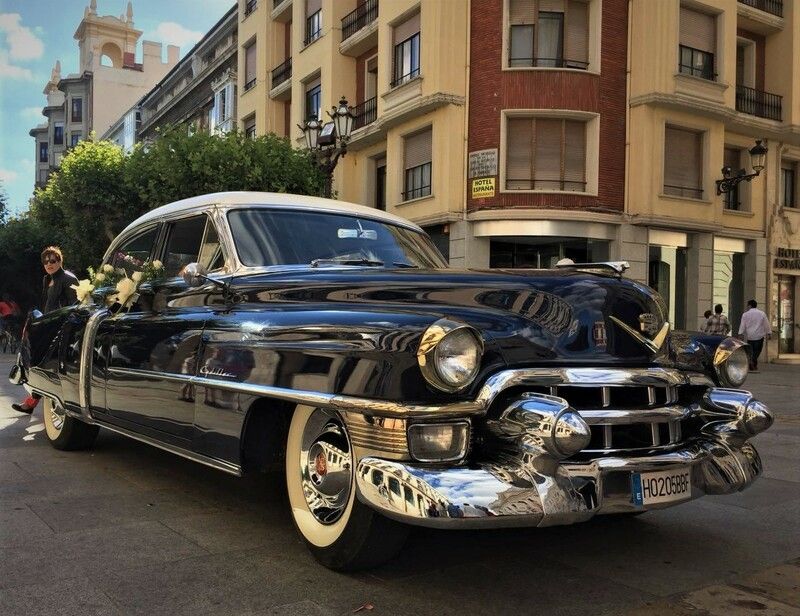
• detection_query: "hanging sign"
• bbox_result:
[471,177,495,199]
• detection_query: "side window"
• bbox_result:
[163,215,224,278]
[111,226,159,276]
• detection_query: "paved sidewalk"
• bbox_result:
[0,353,798,615]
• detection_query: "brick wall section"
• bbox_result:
[467,0,628,213]
[355,46,378,104]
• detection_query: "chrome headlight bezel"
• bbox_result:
[417,319,484,393]
[713,337,750,388]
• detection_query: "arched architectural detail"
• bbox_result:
[99,41,123,68]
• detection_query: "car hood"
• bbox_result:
[231,267,672,365]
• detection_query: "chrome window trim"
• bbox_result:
[107,366,712,420]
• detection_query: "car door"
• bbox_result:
[104,213,225,447]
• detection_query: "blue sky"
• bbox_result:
[0,0,235,214]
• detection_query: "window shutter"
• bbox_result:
[394,12,420,44]
[509,0,536,25]
[563,120,586,189]
[724,147,741,172]
[404,128,432,170]
[539,0,565,12]
[534,119,562,187]
[566,0,589,65]
[680,7,715,54]
[664,126,702,193]
[245,43,256,82]
[506,118,533,189]
[306,0,321,16]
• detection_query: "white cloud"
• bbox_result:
[0,13,44,60]
[19,106,43,120]
[149,22,203,51]
[0,168,19,183]
[0,50,34,81]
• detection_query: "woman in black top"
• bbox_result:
[12,246,78,414]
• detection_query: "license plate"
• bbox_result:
[631,468,691,506]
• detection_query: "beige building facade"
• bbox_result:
[29,0,178,188]
[627,0,800,359]
[236,0,467,251]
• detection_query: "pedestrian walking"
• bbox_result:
[11,246,78,414]
[738,299,771,372]
[706,304,731,336]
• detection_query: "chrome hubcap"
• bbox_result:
[49,401,64,433]
[300,409,353,525]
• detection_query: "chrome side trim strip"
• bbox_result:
[108,366,711,419]
[92,418,242,476]
[78,308,110,423]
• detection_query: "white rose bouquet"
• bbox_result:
[84,257,166,309]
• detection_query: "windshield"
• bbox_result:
[228,208,448,269]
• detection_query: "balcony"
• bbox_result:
[272,0,292,22]
[738,0,783,18]
[352,96,377,130]
[271,58,292,89]
[342,0,378,41]
[270,57,292,100]
[735,85,782,121]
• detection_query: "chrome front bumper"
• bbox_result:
[355,388,772,529]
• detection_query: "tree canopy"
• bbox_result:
[26,129,326,280]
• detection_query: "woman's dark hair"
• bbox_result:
[41,246,63,264]
[747,299,758,309]
[704,310,712,319]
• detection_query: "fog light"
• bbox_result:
[408,422,470,462]
[741,400,773,436]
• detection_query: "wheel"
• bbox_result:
[42,397,99,451]
[285,405,408,571]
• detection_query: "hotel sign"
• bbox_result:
[471,177,495,198]
[775,247,800,270]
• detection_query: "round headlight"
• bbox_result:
[417,320,484,392]
[719,346,749,387]
[434,329,482,388]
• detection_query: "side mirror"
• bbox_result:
[183,262,208,287]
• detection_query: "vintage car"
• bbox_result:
[12,191,772,570]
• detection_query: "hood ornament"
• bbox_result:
[609,314,670,354]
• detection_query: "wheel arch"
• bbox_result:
[239,396,296,473]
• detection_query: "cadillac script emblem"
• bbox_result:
[638,313,659,336]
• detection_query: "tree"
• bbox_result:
[29,130,327,277]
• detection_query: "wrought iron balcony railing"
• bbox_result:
[508,57,589,70]
[352,96,377,130]
[738,0,783,18]
[342,0,378,42]
[678,45,716,81]
[736,85,782,121]
[271,57,292,89]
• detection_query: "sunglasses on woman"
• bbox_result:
[43,257,60,265]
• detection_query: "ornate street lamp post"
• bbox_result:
[716,139,768,195]
[299,96,356,198]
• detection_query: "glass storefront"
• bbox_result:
[713,249,745,330]
[489,237,609,269]
[772,275,796,354]
[648,245,687,329]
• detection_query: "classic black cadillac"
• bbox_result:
[12,192,772,570]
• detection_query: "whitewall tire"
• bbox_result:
[42,397,99,451]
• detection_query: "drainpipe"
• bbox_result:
[460,0,471,268]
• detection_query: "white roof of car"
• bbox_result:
[119,191,423,237]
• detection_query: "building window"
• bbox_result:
[244,115,256,139]
[490,237,609,268]
[305,78,321,120]
[663,125,703,199]
[713,246,746,330]
[403,128,432,201]
[508,0,589,69]
[213,82,236,133]
[679,6,716,81]
[244,41,256,91]
[39,142,48,163]
[505,117,586,192]
[782,161,797,208]
[723,147,744,211]
[71,98,83,123]
[53,122,64,146]
[305,0,322,46]
[392,12,420,87]
[70,132,82,147]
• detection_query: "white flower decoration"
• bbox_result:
[102,264,114,273]
[152,260,163,269]
[132,271,143,282]
[95,272,106,282]
[115,277,138,306]
[70,279,95,304]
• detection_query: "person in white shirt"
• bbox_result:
[738,299,771,371]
